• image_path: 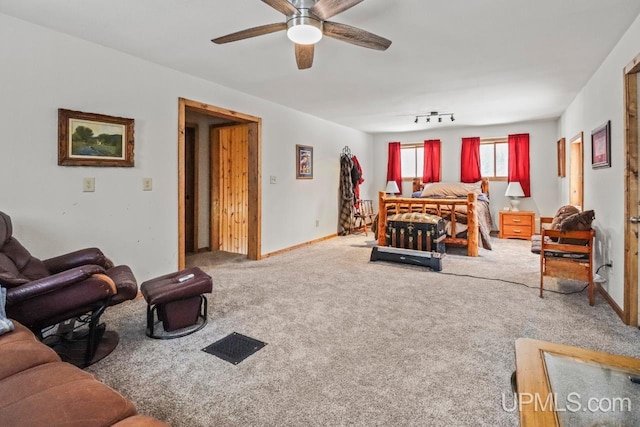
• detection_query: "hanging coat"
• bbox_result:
[351,155,364,209]
[339,154,354,235]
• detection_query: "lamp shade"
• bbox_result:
[505,182,525,197]
[385,181,400,194]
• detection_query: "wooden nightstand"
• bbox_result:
[499,211,535,240]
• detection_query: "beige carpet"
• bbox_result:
[87,235,640,426]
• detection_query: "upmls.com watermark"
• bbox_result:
[502,392,632,413]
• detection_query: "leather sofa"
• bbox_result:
[0,319,168,426]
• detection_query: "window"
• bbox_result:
[480,138,508,179]
[400,144,424,178]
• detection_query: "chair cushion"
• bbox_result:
[0,239,50,288]
[0,362,137,426]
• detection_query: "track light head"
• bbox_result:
[451,115,455,122]
[414,117,418,124]
[438,116,442,123]
[426,117,430,123]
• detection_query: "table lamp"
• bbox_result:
[505,181,525,211]
[385,180,400,196]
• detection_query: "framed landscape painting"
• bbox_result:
[58,109,135,166]
[296,144,313,179]
[591,120,611,169]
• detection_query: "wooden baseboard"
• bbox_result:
[597,283,626,323]
[261,234,338,259]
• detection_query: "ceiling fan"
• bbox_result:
[211,0,392,70]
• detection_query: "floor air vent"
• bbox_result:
[202,332,266,365]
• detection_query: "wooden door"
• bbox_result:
[211,124,249,254]
[625,53,640,326]
[184,125,197,253]
[569,132,584,210]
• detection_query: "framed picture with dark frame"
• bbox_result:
[591,120,611,169]
[58,109,135,167]
[296,144,313,179]
[557,138,566,177]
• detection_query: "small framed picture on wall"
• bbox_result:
[296,144,313,179]
[591,120,611,169]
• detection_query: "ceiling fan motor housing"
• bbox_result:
[287,8,323,45]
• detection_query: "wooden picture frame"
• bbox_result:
[557,138,566,177]
[58,109,134,166]
[591,120,611,169]
[296,144,313,179]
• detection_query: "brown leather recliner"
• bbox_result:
[0,211,137,366]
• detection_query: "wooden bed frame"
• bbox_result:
[377,178,489,257]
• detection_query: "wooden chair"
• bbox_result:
[539,216,596,305]
[352,200,375,236]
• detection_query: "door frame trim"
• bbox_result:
[623,52,640,326]
[569,132,584,210]
[178,98,262,269]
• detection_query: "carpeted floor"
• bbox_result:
[87,235,640,426]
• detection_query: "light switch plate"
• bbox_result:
[142,178,152,191]
[83,177,95,192]
[270,175,277,184]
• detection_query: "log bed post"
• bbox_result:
[378,191,387,246]
[467,192,479,257]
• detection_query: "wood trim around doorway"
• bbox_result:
[623,52,640,326]
[178,98,262,269]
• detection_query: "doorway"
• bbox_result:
[184,123,198,254]
[624,51,640,326]
[177,98,262,269]
[569,132,584,210]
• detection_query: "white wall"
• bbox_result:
[559,14,640,309]
[372,120,560,229]
[0,14,373,281]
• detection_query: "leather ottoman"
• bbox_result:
[140,267,212,339]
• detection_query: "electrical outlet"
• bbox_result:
[270,175,277,184]
[142,178,152,191]
[83,177,95,192]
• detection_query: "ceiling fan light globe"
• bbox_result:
[287,16,322,45]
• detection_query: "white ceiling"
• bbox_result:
[2,0,640,134]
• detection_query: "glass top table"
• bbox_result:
[515,339,640,427]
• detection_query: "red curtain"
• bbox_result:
[460,137,481,183]
[508,133,531,197]
[386,142,402,195]
[423,140,441,183]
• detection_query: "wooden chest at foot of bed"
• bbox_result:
[385,213,446,253]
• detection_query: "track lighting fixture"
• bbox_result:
[413,111,455,124]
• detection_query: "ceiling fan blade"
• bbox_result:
[261,0,298,16]
[212,23,287,44]
[323,21,391,51]
[310,0,364,20]
[295,44,314,69]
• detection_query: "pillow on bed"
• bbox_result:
[420,181,482,198]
